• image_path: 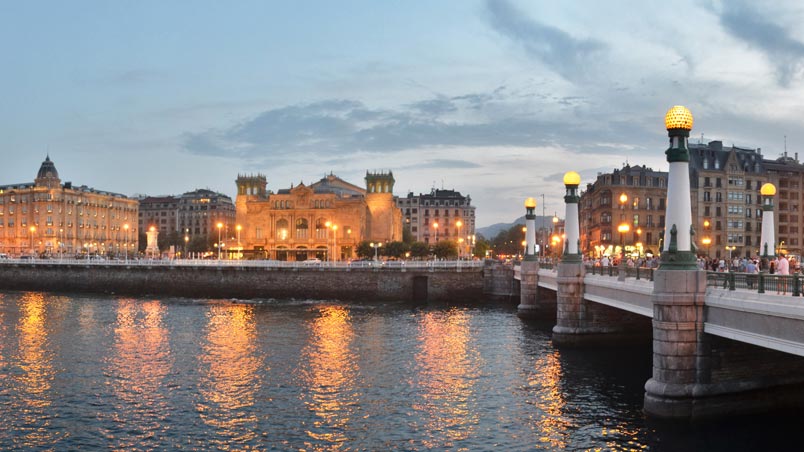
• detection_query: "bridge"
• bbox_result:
[515,262,804,419]
[517,264,804,357]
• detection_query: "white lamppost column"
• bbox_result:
[759,183,776,259]
[660,105,697,270]
[562,171,581,262]
[524,197,537,261]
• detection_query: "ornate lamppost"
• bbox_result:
[759,183,776,260]
[216,222,223,259]
[524,197,537,261]
[659,105,696,269]
[562,171,581,262]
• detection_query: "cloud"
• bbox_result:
[484,0,606,82]
[402,159,483,170]
[713,1,804,86]
[182,88,656,163]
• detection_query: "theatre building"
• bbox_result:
[0,156,138,257]
[234,171,402,260]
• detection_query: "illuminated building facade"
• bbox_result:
[138,189,235,242]
[235,172,402,260]
[397,189,476,248]
[688,140,767,259]
[580,164,668,258]
[0,156,138,256]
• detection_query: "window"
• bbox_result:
[295,218,309,239]
[276,219,289,240]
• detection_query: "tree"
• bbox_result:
[409,241,430,259]
[402,224,414,244]
[384,241,409,259]
[433,240,458,259]
[356,241,375,259]
[473,239,490,259]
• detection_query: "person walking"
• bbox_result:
[777,254,790,295]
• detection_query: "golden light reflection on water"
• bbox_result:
[197,303,261,445]
[299,305,358,449]
[413,309,480,449]
[527,351,568,449]
[106,299,171,448]
[13,292,59,447]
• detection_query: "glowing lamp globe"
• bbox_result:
[524,197,536,208]
[563,171,581,186]
[760,183,777,196]
[664,105,693,131]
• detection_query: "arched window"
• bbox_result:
[296,218,309,239]
[276,219,289,240]
[316,218,328,239]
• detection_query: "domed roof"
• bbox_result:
[36,155,59,180]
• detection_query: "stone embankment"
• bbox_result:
[0,262,490,302]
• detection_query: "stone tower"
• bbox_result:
[365,171,401,242]
[235,174,267,235]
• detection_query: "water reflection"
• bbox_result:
[412,309,480,449]
[197,303,261,446]
[11,292,59,447]
[105,299,171,449]
[299,305,359,449]
[526,351,569,449]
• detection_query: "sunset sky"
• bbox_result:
[2,0,803,227]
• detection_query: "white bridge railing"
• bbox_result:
[0,257,485,271]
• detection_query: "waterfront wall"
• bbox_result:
[0,263,486,303]
[483,262,518,300]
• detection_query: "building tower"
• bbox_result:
[365,171,401,241]
[759,182,777,258]
[235,174,267,240]
[34,155,61,189]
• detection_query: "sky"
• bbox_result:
[2,0,804,228]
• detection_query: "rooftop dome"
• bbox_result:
[36,155,59,180]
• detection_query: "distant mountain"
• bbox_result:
[477,215,557,239]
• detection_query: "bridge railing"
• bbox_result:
[706,271,803,296]
[585,263,657,281]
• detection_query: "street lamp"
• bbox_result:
[216,222,223,259]
[331,224,338,262]
[29,226,36,255]
[432,221,439,243]
[521,240,527,258]
[123,223,129,262]
[325,220,332,261]
[618,222,630,280]
[457,220,463,257]
[725,245,736,268]
[702,237,712,257]
[370,242,382,261]
[184,235,189,259]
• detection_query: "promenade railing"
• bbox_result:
[0,257,485,271]
[582,262,803,296]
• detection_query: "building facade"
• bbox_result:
[580,141,779,260]
[689,141,768,259]
[763,152,804,256]
[0,156,138,256]
[138,189,236,244]
[580,164,668,259]
[397,189,476,253]
[235,172,402,260]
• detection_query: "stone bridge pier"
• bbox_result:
[551,262,647,346]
